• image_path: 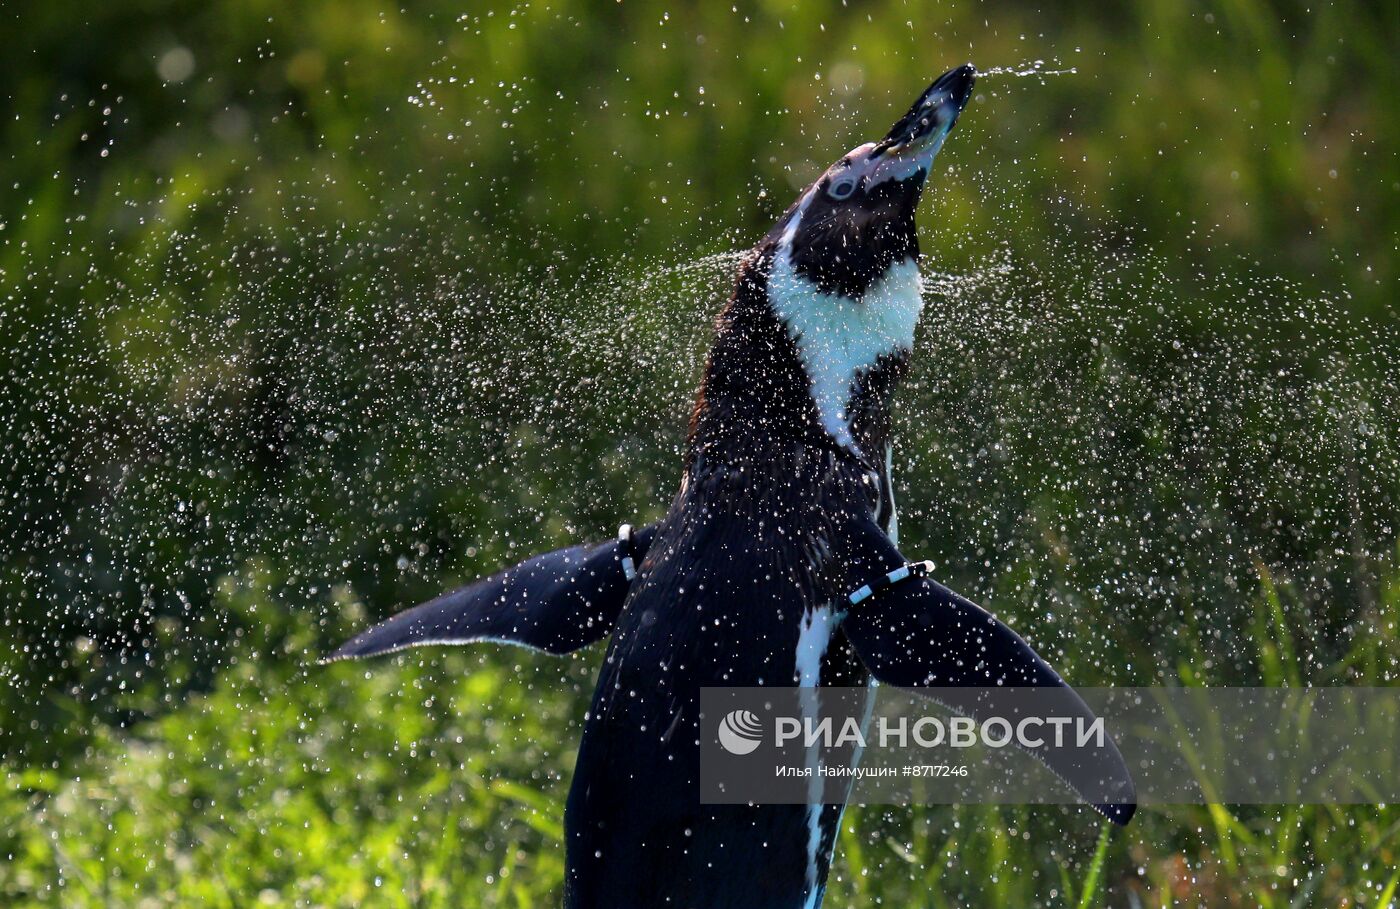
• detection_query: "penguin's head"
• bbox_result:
[773,64,976,298]
[691,65,976,462]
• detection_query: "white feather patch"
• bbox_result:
[794,605,837,905]
[767,251,923,450]
[884,443,899,546]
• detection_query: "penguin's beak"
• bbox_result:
[878,63,976,156]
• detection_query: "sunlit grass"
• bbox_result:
[3,564,1396,907]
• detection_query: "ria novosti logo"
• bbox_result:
[716,708,1107,755]
[717,709,764,755]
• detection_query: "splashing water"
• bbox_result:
[908,220,1396,682]
[4,213,1393,719]
[975,60,1079,80]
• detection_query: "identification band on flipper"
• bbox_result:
[847,560,936,606]
[617,523,641,581]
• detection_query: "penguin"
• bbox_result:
[330,63,1135,908]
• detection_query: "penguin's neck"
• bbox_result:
[766,250,922,453]
[687,245,920,474]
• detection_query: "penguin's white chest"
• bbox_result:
[767,254,924,450]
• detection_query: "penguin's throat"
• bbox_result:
[767,251,923,453]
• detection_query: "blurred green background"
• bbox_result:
[2,0,1397,906]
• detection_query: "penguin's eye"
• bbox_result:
[829,180,856,200]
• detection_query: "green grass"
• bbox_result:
[2,561,1396,907]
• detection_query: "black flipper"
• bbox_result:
[327,524,657,661]
[839,519,1137,825]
